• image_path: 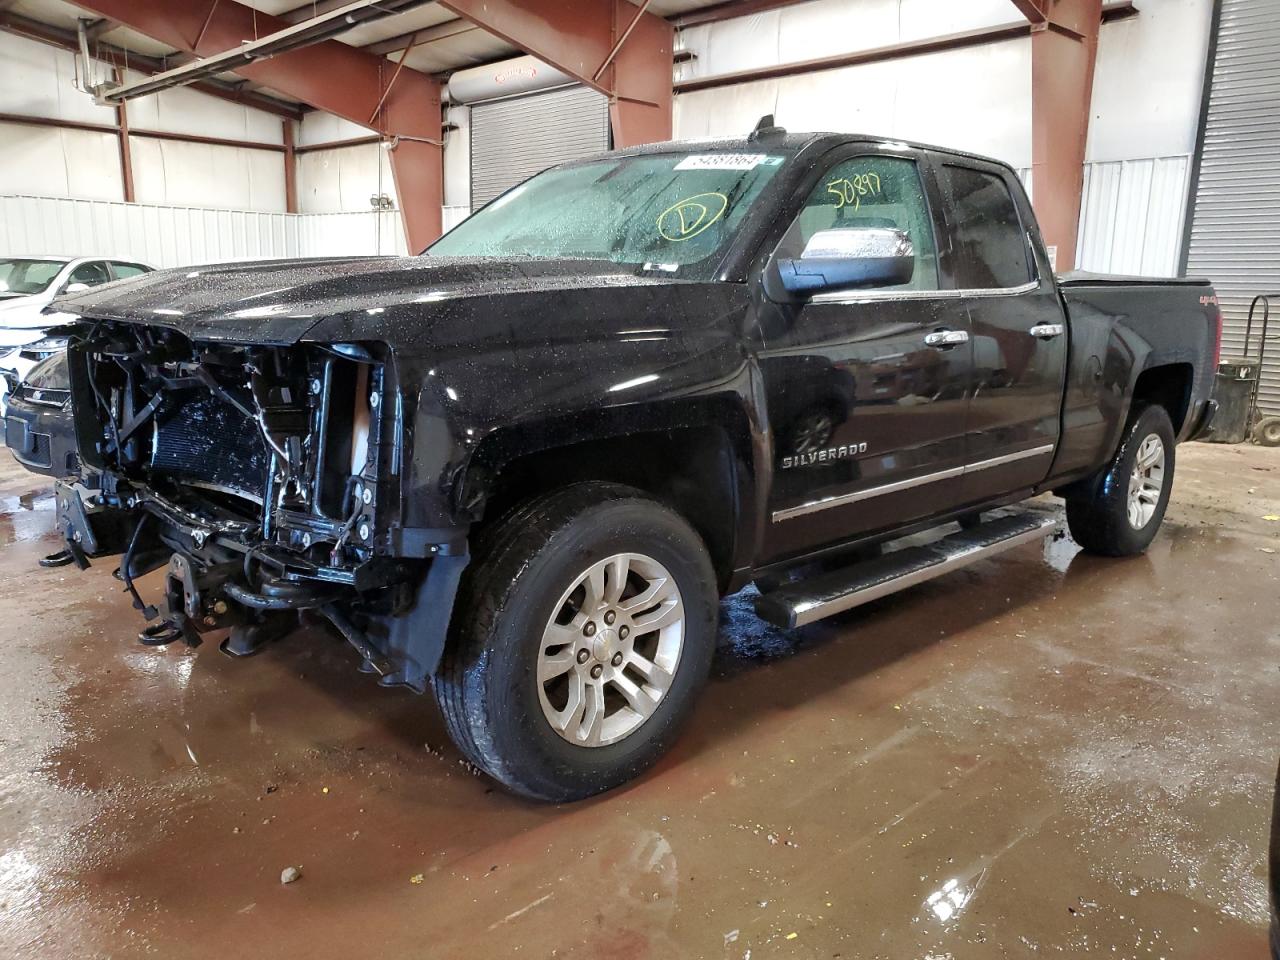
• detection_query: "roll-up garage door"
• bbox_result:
[1183,0,1280,415]
[470,85,610,211]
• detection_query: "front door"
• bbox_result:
[757,150,974,562]
[929,160,1068,501]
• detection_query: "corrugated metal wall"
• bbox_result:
[295,210,408,258]
[1076,156,1192,277]
[0,195,300,267]
[0,195,466,266]
[1184,0,1280,415]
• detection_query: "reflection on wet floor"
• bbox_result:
[0,443,1275,959]
[0,488,56,549]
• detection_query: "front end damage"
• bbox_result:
[57,320,467,692]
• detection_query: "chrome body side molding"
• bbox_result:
[772,443,1055,523]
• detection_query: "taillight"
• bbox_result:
[1212,303,1223,369]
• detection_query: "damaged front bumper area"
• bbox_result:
[58,320,467,692]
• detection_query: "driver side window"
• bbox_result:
[778,155,939,292]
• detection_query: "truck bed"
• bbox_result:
[1057,271,1213,288]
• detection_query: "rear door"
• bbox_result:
[757,146,975,561]
[929,159,1068,501]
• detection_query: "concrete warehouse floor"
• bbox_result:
[0,442,1275,959]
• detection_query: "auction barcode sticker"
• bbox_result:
[674,153,768,171]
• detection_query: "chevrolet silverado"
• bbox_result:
[25,122,1219,801]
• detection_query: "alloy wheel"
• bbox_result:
[1126,433,1165,529]
[537,552,685,747]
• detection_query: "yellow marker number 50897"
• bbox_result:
[825,172,882,211]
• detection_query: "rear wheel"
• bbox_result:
[431,482,718,802]
[1066,404,1176,556]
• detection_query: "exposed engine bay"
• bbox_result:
[57,320,466,691]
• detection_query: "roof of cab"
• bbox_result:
[597,130,1020,177]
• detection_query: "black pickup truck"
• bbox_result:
[30,123,1219,801]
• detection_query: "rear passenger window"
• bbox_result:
[777,155,939,291]
[936,165,1032,289]
[111,262,148,279]
[67,261,111,287]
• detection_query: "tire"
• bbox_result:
[430,482,718,802]
[1254,415,1280,448]
[1066,404,1176,557]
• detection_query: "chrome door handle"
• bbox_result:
[924,329,970,348]
[1029,323,1064,339]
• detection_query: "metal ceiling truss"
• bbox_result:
[0,9,305,118]
[66,0,446,250]
[97,0,437,105]
[435,0,674,146]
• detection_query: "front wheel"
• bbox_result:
[431,482,718,802]
[1066,404,1176,556]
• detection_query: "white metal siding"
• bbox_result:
[0,195,300,268]
[470,85,610,210]
[1076,156,1192,277]
[442,205,471,233]
[0,195,441,266]
[1184,0,1280,415]
[295,210,408,258]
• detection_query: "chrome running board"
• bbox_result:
[755,509,1062,629]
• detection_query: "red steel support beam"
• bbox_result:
[437,0,674,146]
[113,69,135,203]
[1010,0,1050,24]
[0,110,286,151]
[294,135,384,154]
[1017,0,1103,272]
[283,119,297,214]
[68,0,444,250]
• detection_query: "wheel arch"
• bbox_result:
[1130,362,1195,436]
[1058,364,1190,502]
[457,399,759,592]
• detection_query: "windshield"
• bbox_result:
[0,259,65,297]
[429,151,788,277]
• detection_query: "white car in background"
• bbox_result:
[0,256,153,413]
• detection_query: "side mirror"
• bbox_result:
[63,282,90,294]
[774,227,915,296]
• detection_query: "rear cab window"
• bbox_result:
[934,163,1034,290]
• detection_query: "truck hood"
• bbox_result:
[52,255,690,346]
